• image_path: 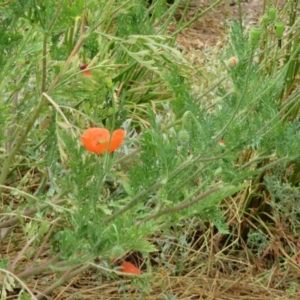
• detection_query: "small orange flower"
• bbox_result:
[80,64,91,76]
[120,261,141,275]
[81,128,125,154]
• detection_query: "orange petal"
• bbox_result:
[80,64,91,76]
[109,129,125,153]
[81,128,110,154]
[120,261,141,275]
[81,128,125,154]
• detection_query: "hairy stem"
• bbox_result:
[16,252,62,279]
[0,198,66,230]
[28,224,57,269]
[9,235,36,272]
[138,183,222,225]
[36,264,90,300]
[103,153,225,224]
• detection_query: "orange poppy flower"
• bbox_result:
[81,128,125,154]
[80,64,91,76]
[120,261,141,275]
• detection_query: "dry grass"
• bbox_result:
[4,196,300,299]
[6,225,299,299]
[40,273,299,300]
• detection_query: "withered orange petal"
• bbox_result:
[80,64,88,70]
[83,70,91,76]
[120,261,141,275]
[81,128,110,154]
[109,129,126,153]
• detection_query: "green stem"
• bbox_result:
[103,176,167,225]
[271,43,279,76]
[237,0,243,32]
[284,39,300,98]
[240,154,276,170]
[170,0,191,39]
[103,157,197,224]
[68,21,75,55]
[41,35,47,93]
[182,110,207,142]
[0,197,66,230]
[103,87,117,173]
[282,1,300,99]
[103,152,227,225]
[16,252,62,279]
[213,50,254,142]
[36,264,90,300]
[48,0,65,32]
[169,160,220,198]
[139,183,222,225]
[40,0,64,94]
[158,0,182,36]
[114,147,140,165]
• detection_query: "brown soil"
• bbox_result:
[174,0,285,51]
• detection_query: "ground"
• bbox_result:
[3,1,299,299]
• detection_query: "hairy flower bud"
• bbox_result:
[178,129,190,144]
[227,57,238,68]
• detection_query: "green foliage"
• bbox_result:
[266,173,300,233]
[0,2,218,297]
[116,1,152,36]
[1,0,300,298]
[247,229,269,257]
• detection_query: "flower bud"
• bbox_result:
[268,8,276,21]
[182,111,191,128]
[214,167,223,176]
[215,96,223,104]
[227,57,238,68]
[111,245,124,258]
[249,27,262,48]
[105,77,113,88]
[274,22,284,39]
[261,15,269,27]
[178,129,190,144]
